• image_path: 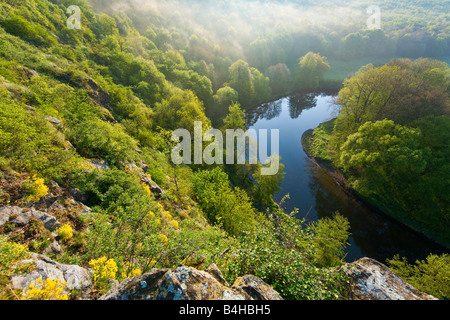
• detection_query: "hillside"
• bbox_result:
[0,0,448,301]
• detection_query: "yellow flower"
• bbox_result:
[142,183,152,196]
[164,211,172,219]
[56,223,73,242]
[21,278,68,300]
[121,262,142,279]
[24,175,48,202]
[171,219,179,230]
[89,257,118,282]
[159,233,168,246]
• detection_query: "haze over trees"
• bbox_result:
[0,0,448,300]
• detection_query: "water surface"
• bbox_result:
[247,92,449,263]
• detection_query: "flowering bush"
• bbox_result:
[120,261,142,279]
[89,257,118,282]
[20,278,68,300]
[0,236,32,297]
[171,219,179,230]
[159,233,168,246]
[56,223,73,242]
[23,175,48,202]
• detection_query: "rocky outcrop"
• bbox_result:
[139,171,166,197]
[233,275,283,300]
[11,253,92,297]
[100,265,283,301]
[340,257,437,300]
[0,206,60,231]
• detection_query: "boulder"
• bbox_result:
[139,172,166,197]
[100,265,283,301]
[340,257,437,300]
[45,116,62,128]
[42,240,62,256]
[0,206,60,231]
[11,253,92,295]
[232,275,283,300]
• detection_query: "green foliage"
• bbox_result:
[387,254,450,300]
[310,212,351,267]
[219,209,347,300]
[228,60,255,108]
[339,120,426,198]
[0,14,56,46]
[253,157,285,207]
[294,52,330,89]
[0,91,79,182]
[68,119,138,167]
[310,58,450,246]
[222,103,246,130]
[192,167,259,237]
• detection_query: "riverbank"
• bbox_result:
[301,127,450,252]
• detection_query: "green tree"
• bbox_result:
[339,120,426,201]
[387,254,450,300]
[250,67,271,105]
[253,157,285,207]
[222,102,246,131]
[311,213,350,267]
[192,168,258,237]
[228,60,255,108]
[266,63,291,94]
[294,52,330,89]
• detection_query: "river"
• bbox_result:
[246,91,449,264]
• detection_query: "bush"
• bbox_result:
[1,14,56,46]
[218,210,347,300]
[20,278,68,300]
[68,119,138,167]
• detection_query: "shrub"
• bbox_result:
[56,224,74,242]
[20,278,68,300]
[89,256,118,283]
[22,175,48,202]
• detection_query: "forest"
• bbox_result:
[0,0,449,300]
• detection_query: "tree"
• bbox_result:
[223,103,246,131]
[253,156,285,207]
[339,120,426,200]
[334,59,449,144]
[311,213,350,267]
[294,52,330,89]
[192,168,258,237]
[228,60,255,108]
[250,67,271,105]
[266,63,291,94]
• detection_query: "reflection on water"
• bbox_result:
[247,92,449,263]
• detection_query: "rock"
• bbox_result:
[340,257,437,300]
[100,265,282,301]
[232,275,284,300]
[139,172,166,197]
[69,188,89,205]
[11,253,92,295]
[18,66,39,79]
[139,160,149,173]
[0,206,60,231]
[79,78,110,108]
[87,159,110,171]
[45,116,62,128]
[42,240,62,256]
[205,263,229,287]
